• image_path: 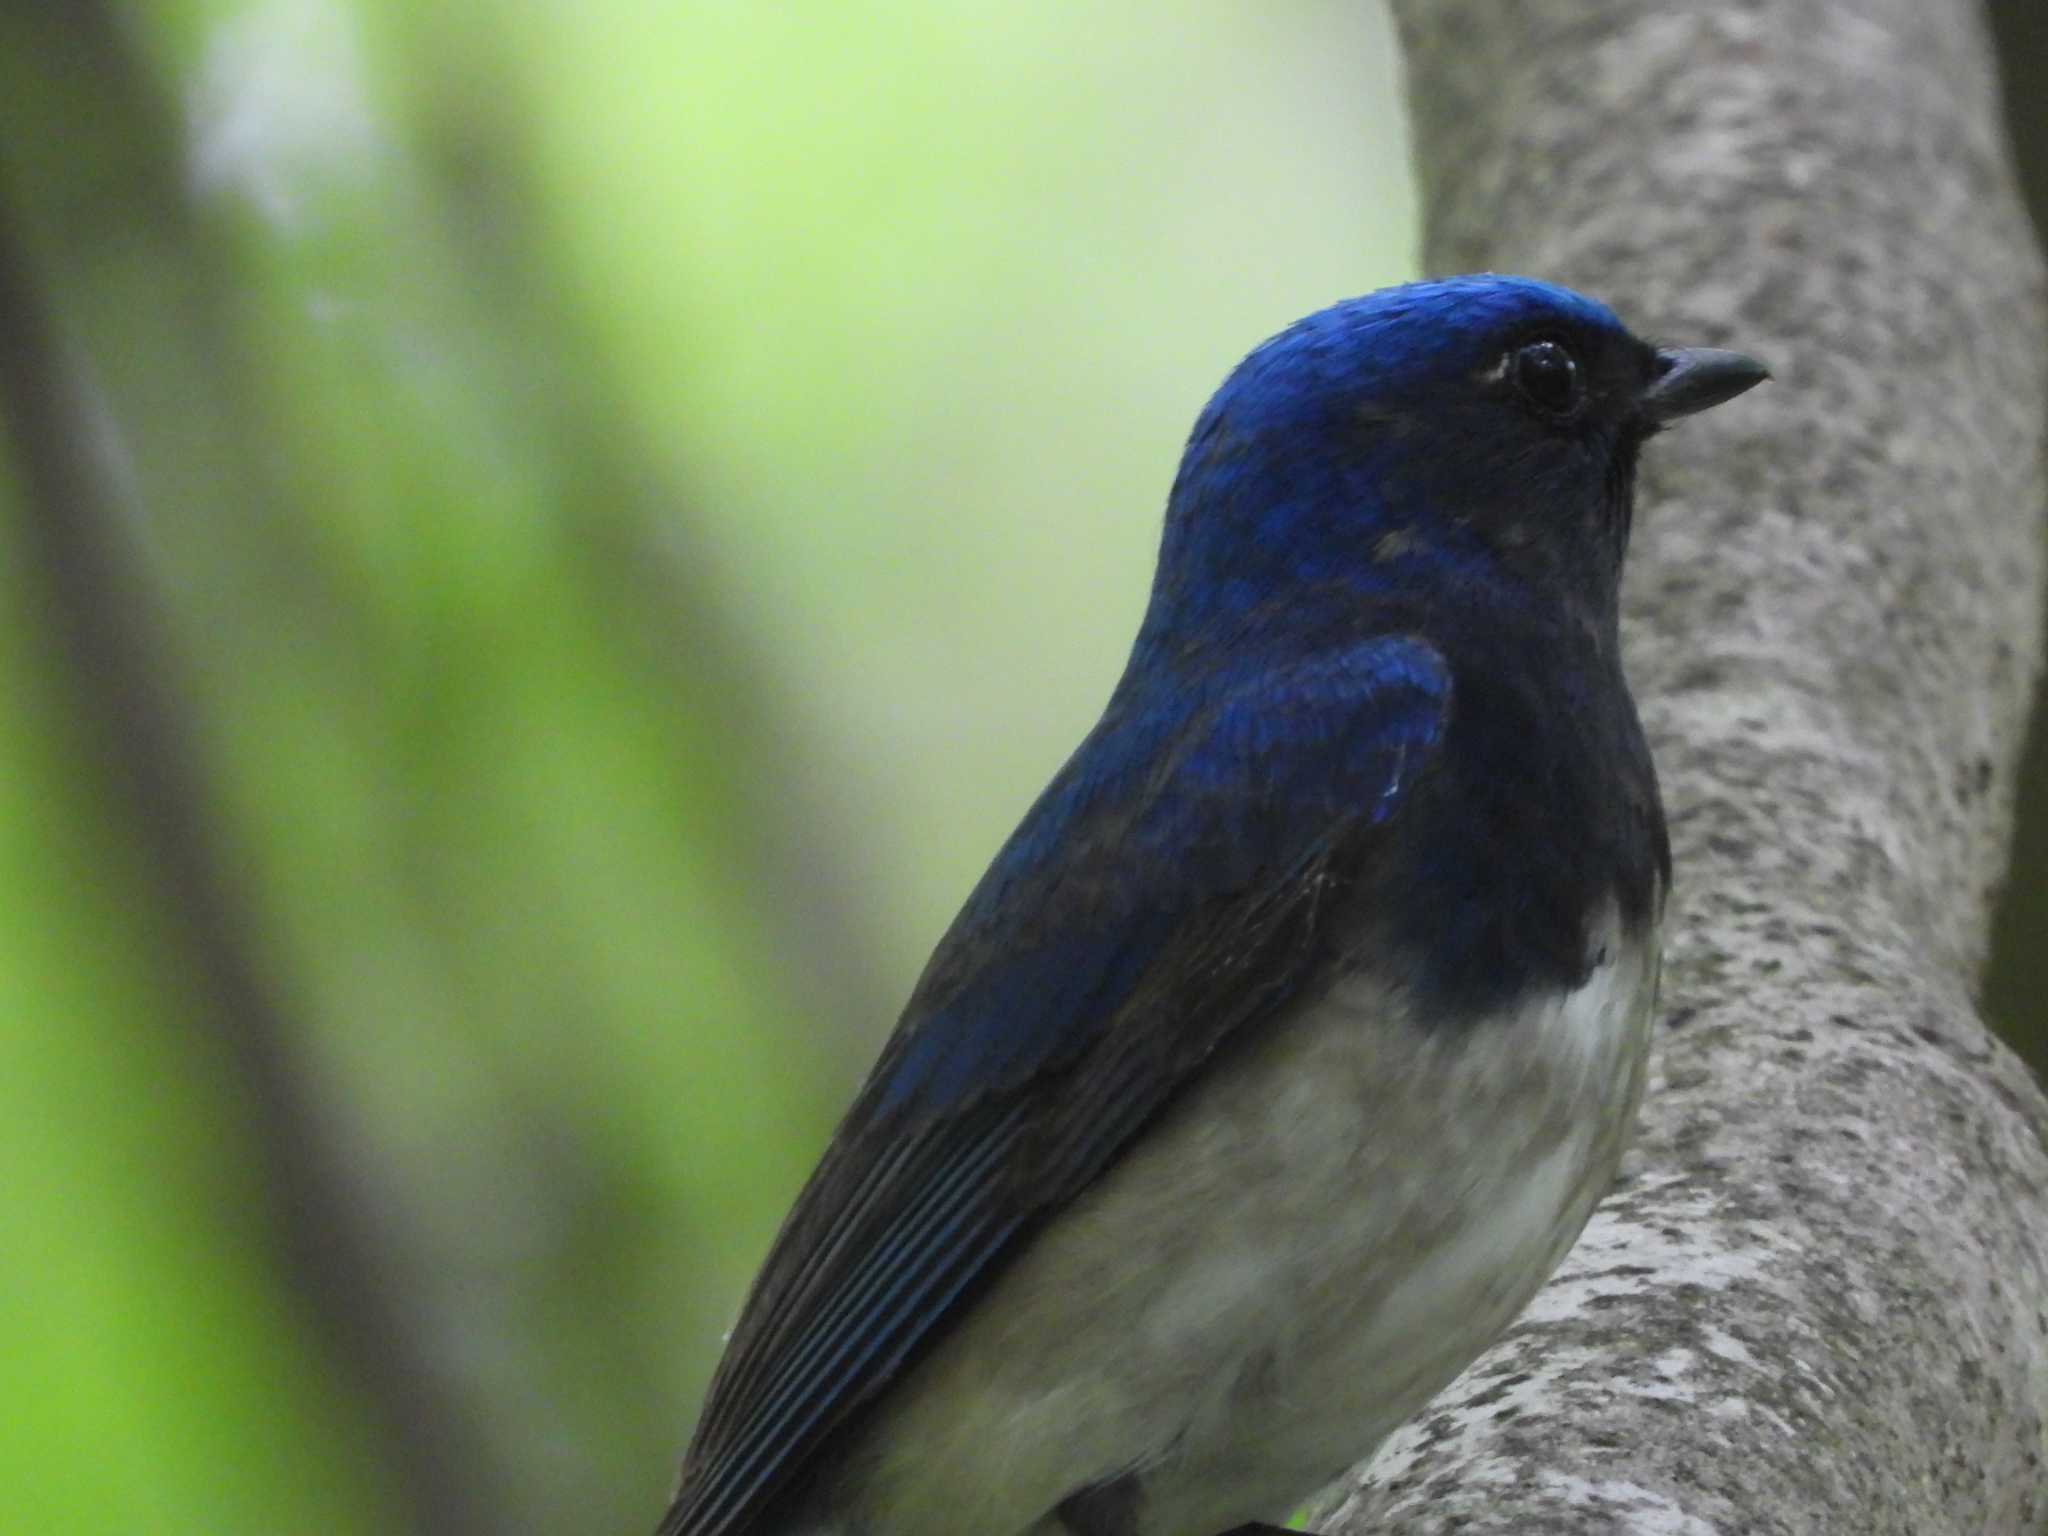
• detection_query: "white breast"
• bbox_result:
[836,910,1661,1536]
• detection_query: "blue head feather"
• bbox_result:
[1141,274,1658,655]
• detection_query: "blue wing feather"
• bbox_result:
[661,633,1452,1536]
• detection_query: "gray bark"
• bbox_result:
[1318,2,2048,1532]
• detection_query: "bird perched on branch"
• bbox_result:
[656,274,1767,1536]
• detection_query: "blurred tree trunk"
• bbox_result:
[0,11,497,1535]
[1321,2,2048,1532]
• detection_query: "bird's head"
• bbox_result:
[1144,274,1766,654]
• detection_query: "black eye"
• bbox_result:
[1509,339,1583,417]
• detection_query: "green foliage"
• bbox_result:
[0,4,1415,1533]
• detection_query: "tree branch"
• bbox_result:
[1320,2,2048,1530]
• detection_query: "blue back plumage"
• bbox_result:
[878,634,1452,1114]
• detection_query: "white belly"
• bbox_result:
[826,912,1660,1536]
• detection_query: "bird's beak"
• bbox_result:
[1640,346,1771,424]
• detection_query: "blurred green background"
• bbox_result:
[0,6,2040,1536]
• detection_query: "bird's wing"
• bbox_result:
[660,634,1452,1536]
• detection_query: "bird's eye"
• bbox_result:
[1509,339,1583,417]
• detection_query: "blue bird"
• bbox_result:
[656,275,1767,1536]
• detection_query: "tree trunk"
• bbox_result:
[1321,2,2048,1531]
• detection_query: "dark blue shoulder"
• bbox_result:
[877,633,1451,1111]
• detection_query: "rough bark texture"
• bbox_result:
[1318,3,2048,1532]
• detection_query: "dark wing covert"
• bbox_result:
[659,633,1452,1536]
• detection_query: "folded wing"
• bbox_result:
[660,634,1453,1536]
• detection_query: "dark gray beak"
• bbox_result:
[1641,346,1771,424]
